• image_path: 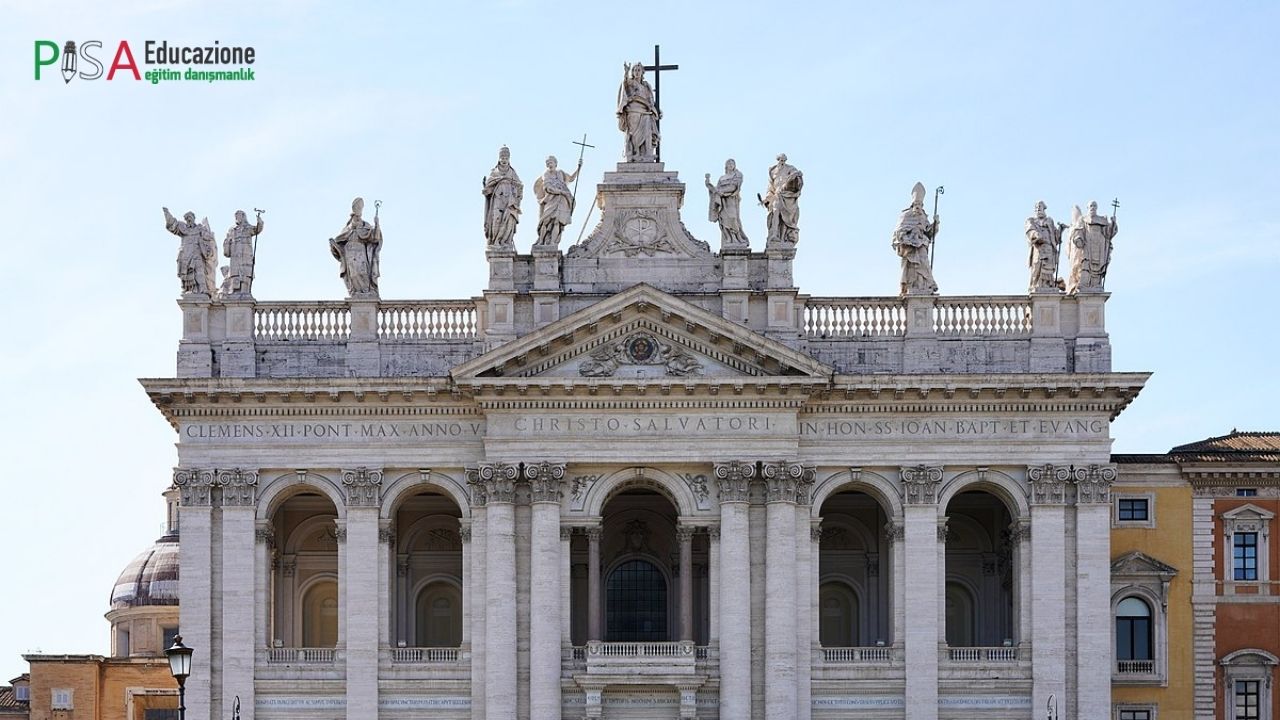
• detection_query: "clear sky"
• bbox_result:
[0,0,1276,681]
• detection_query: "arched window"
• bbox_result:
[415,582,461,647]
[819,582,859,647]
[945,582,975,647]
[302,580,339,647]
[1116,596,1153,662]
[606,559,667,642]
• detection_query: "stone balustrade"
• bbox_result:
[820,646,896,664]
[584,640,698,676]
[1116,659,1156,674]
[389,647,462,664]
[944,646,1020,662]
[265,647,337,664]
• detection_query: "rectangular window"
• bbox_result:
[1234,533,1259,581]
[1235,679,1260,720]
[1118,498,1150,522]
[1119,710,1152,720]
[14,685,28,702]
[162,626,179,650]
[1237,488,1258,497]
[52,688,73,710]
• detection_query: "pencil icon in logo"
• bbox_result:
[61,41,77,83]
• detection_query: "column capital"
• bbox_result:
[560,526,573,541]
[707,525,721,541]
[334,522,347,544]
[468,462,520,504]
[254,524,274,546]
[1073,464,1117,504]
[378,523,397,545]
[341,467,384,507]
[1007,519,1032,546]
[216,468,259,507]
[523,461,567,503]
[173,467,216,507]
[900,465,943,504]
[586,525,604,542]
[714,460,757,503]
[883,521,906,544]
[762,462,815,504]
[937,518,950,543]
[676,524,697,543]
[811,523,824,544]
[1027,463,1072,505]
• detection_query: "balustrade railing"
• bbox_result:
[821,646,894,663]
[254,302,351,340]
[804,298,906,338]
[934,297,1032,336]
[266,647,336,664]
[945,646,1019,662]
[588,641,693,658]
[1116,659,1156,674]
[390,647,460,663]
[378,301,478,340]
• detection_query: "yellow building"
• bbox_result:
[1111,453,1195,720]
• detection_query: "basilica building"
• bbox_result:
[142,67,1148,720]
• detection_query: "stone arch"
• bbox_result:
[942,514,994,553]
[811,469,903,520]
[1222,648,1280,665]
[256,471,346,521]
[398,514,464,554]
[381,470,471,520]
[584,466,699,518]
[285,515,342,554]
[938,468,1029,519]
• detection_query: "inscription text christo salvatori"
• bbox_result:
[513,415,777,434]
[799,417,1106,437]
[183,422,483,440]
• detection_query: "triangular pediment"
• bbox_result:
[1111,550,1179,578]
[452,284,832,383]
[1222,503,1276,521]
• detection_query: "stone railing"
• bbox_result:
[821,646,895,664]
[378,301,479,340]
[934,297,1032,336]
[1116,659,1156,674]
[804,298,906,338]
[945,646,1019,662]
[584,640,698,675]
[266,647,337,664]
[588,640,694,658]
[254,302,351,340]
[390,647,461,663]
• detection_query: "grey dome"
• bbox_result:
[110,534,179,610]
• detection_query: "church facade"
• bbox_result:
[143,69,1146,720]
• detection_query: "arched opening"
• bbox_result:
[302,580,339,647]
[271,491,340,648]
[817,489,891,646]
[943,491,1015,647]
[393,489,463,648]
[1115,596,1152,662]
[819,582,860,647]
[415,581,462,647]
[606,558,668,641]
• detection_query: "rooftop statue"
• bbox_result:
[163,207,217,297]
[483,146,523,249]
[706,159,749,249]
[222,210,263,298]
[616,61,660,162]
[329,197,382,298]
[892,182,939,295]
[533,155,582,249]
[1026,201,1065,293]
[760,154,803,247]
[1067,200,1117,293]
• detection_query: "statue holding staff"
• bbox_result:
[534,155,582,248]
[222,209,264,298]
[329,197,382,297]
[1026,201,1065,292]
[164,207,217,296]
[1066,200,1118,293]
[892,182,939,295]
[616,61,660,162]
[482,146,523,249]
[706,159,749,249]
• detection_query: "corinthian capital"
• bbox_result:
[476,462,520,504]
[523,461,567,503]
[714,460,756,504]
[341,467,384,507]
[173,467,216,507]
[1072,463,1117,504]
[216,468,259,507]
[1027,463,1071,505]
[762,462,812,504]
[899,465,943,505]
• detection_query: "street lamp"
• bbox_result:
[165,635,194,720]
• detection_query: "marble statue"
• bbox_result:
[329,197,382,297]
[705,159,749,249]
[616,61,660,162]
[761,154,803,246]
[222,210,263,298]
[164,207,217,296]
[482,146,523,249]
[533,155,582,248]
[1025,201,1065,292]
[891,182,939,295]
[1066,200,1117,293]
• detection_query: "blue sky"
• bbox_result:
[0,0,1276,680]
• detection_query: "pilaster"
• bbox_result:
[464,469,487,720]
[1029,292,1068,372]
[173,468,214,720]
[217,469,257,720]
[524,461,565,720]
[1028,463,1071,720]
[341,468,381,720]
[714,460,756,720]
[1073,464,1115,720]
[346,299,380,376]
[219,297,256,377]
[762,462,805,720]
[177,297,213,377]
[1191,492,1218,720]
[900,465,942,720]
[476,462,519,720]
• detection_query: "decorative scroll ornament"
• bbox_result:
[524,461,567,503]
[341,467,384,507]
[378,524,397,545]
[714,460,757,503]
[254,525,275,546]
[900,465,944,504]
[883,522,906,543]
[216,468,259,507]
[761,461,810,504]
[578,333,704,377]
[173,468,216,507]
[1027,463,1072,505]
[477,462,520,504]
[1073,464,1117,504]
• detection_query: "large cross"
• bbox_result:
[643,44,678,161]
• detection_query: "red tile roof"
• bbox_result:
[1170,431,1280,462]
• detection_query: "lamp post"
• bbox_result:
[165,635,193,720]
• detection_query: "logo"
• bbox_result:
[35,40,257,85]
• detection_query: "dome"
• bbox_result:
[110,533,179,610]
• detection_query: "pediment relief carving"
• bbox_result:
[1110,550,1178,579]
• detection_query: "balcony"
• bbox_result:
[583,640,697,676]
[265,647,336,664]
[945,646,1019,663]
[389,647,462,664]
[820,646,896,664]
[1116,659,1155,674]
